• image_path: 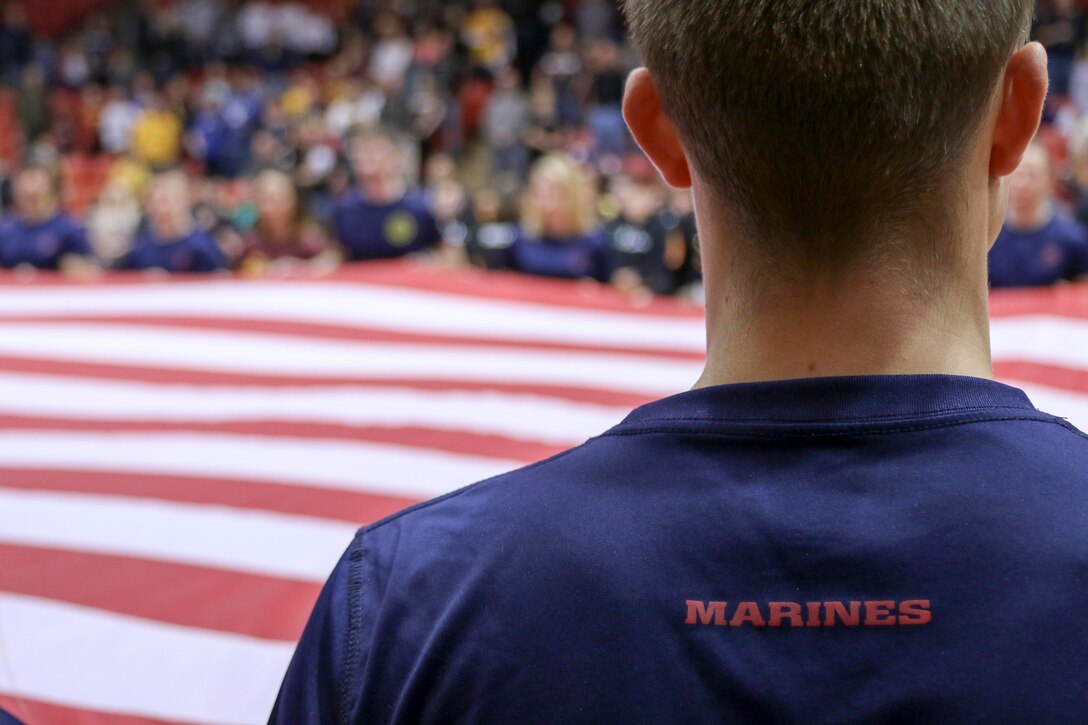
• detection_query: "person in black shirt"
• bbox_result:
[1033,0,1085,97]
[605,174,680,296]
[585,39,629,159]
[462,186,516,271]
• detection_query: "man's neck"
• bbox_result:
[362,180,407,206]
[696,270,994,388]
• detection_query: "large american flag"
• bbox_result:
[0,263,1082,724]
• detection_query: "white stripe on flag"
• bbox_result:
[0,372,628,445]
[0,593,291,725]
[0,281,707,352]
[0,431,521,498]
[991,316,1088,369]
[0,489,354,581]
[0,323,703,395]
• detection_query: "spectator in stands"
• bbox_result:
[0,3,31,84]
[131,91,183,169]
[465,186,518,270]
[431,177,469,247]
[87,178,141,267]
[16,64,51,144]
[539,23,583,125]
[1035,0,1086,99]
[369,11,414,94]
[292,112,341,225]
[334,127,441,261]
[98,85,140,154]
[523,79,567,160]
[0,166,93,272]
[585,39,630,159]
[238,169,336,276]
[990,142,1088,288]
[664,187,702,301]
[511,154,608,282]
[605,174,679,296]
[576,0,619,42]
[483,66,530,178]
[325,77,385,138]
[463,0,517,73]
[121,170,227,273]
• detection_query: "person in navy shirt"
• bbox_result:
[272,2,1088,723]
[510,154,610,282]
[0,166,93,271]
[333,128,441,261]
[121,170,227,273]
[990,142,1088,287]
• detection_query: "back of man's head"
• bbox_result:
[624,1,1034,278]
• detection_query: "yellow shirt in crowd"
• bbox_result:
[131,109,183,168]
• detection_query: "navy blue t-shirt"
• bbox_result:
[989,212,1088,288]
[271,375,1088,724]
[0,213,91,270]
[334,190,441,261]
[511,228,610,282]
[121,228,227,273]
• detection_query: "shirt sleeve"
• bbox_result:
[269,533,364,725]
[418,202,442,250]
[192,235,229,273]
[1066,220,1088,281]
[64,221,92,259]
[332,202,353,258]
[591,230,612,283]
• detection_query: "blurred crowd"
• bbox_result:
[4,0,1088,294]
[0,0,701,301]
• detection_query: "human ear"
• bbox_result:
[623,68,693,189]
[990,42,1049,178]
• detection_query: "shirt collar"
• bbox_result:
[621,375,1037,426]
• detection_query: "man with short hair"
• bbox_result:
[990,142,1088,287]
[121,171,227,273]
[0,166,92,271]
[272,2,1088,722]
[333,128,441,261]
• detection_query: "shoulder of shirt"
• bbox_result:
[358,439,599,537]
[188,229,219,246]
[335,189,363,208]
[1049,211,1088,241]
[355,402,1088,540]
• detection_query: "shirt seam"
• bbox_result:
[624,403,1038,427]
[603,414,1068,440]
[340,536,366,725]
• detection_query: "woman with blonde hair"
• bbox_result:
[511,153,609,281]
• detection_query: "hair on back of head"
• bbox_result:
[624,0,1034,280]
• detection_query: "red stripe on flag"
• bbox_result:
[0,315,705,361]
[0,544,319,641]
[994,360,1088,395]
[0,416,562,463]
[990,286,1088,320]
[0,693,187,725]
[0,469,419,524]
[0,355,657,407]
